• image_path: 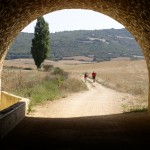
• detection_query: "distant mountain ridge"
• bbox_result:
[7,28,143,61]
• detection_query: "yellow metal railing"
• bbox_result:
[0,91,29,113]
[0,91,21,110]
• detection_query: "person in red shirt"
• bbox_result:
[92,71,96,82]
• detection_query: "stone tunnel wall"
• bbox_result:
[0,0,150,110]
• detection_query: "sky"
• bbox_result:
[22,9,124,33]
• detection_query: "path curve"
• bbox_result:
[28,78,134,118]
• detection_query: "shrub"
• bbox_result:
[23,67,33,70]
[61,78,88,93]
[52,67,68,78]
[43,64,53,71]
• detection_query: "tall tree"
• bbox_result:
[31,16,50,69]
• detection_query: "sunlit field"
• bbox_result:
[59,59,148,111]
[3,58,148,111]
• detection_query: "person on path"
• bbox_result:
[84,72,88,82]
[92,71,96,82]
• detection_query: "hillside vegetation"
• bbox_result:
[2,65,88,111]
[3,59,148,107]
[7,28,143,61]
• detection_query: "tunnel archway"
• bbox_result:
[0,0,150,111]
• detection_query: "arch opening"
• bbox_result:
[0,0,150,113]
[1,8,148,117]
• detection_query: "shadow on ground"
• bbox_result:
[1,112,150,149]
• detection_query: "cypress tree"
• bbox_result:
[31,16,50,69]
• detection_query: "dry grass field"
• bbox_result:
[57,58,148,110]
[3,58,148,111]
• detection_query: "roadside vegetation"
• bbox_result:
[61,59,148,113]
[96,72,148,112]
[2,59,148,113]
[2,65,88,111]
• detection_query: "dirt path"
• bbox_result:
[28,78,134,118]
[2,78,150,149]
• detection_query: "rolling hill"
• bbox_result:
[7,28,143,62]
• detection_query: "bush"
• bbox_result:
[52,67,68,78]
[61,78,88,93]
[23,67,33,70]
[43,64,53,71]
